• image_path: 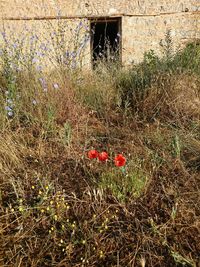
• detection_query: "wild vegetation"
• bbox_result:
[0,22,200,267]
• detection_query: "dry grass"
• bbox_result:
[0,45,200,267]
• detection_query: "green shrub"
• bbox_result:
[99,164,148,203]
[116,39,200,114]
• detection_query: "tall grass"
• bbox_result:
[116,37,200,121]
[0,23,200,267]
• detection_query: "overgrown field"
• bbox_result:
[0,27,200,266]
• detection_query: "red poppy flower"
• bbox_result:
[114,154,126,167]
[98,152,108,162]
[88,150,99,159]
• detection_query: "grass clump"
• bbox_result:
[99,158,148,203]
[116,37,200,122]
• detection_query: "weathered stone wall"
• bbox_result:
[0,0,199,67]
[122,12,199,64]
[0,0,199,17]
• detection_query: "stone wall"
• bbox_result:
[0,0,199,17]
[0,0,199,67]
[122,12,199,64]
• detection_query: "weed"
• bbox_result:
[99,161,148,203]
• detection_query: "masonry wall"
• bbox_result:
[0,0,199,67]
[122,12,199,64]
[0,0,199,17]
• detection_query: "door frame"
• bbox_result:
[89,17,122,68]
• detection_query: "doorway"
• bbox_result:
[90,18,121,68]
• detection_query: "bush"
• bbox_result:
[116,42,200,122]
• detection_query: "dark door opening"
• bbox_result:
[91,18,121,68]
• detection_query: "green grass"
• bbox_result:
[99,160,148,203]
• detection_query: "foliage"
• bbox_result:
[116,33,200,119]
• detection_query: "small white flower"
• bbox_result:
[7,111,14,117]
[7,99,13,105]
[53,83,59,89]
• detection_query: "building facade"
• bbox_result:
[0,0,199,67]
